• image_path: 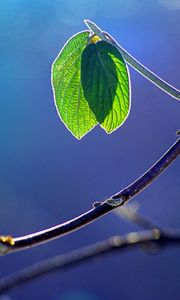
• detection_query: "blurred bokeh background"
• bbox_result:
[0,0,179,299]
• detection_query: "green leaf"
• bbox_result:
[81,40,130,133]
[51,31,98,139]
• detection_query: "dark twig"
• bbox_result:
[110,137,180,202]
[0,138,179,255]
[0,228,180,294]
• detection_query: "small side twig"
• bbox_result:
[114,204,160,230]
[0,228,180,294]
[0,137,179,255]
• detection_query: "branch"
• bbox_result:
[84,20,180,100]
[0,228,180,294]
[0,137,179,255]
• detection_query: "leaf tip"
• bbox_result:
[76,136,82,141]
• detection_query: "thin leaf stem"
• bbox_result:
[84,20,180,100]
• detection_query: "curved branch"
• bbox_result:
[0,228,180,294]
[0,138,179,255]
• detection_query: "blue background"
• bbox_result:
[0,1,179,299]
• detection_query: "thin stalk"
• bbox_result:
[84,20,180,100]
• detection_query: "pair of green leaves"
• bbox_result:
[52,30,130,139]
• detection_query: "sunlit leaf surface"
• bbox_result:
[52,31,130,139]
[52,31,98,139]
